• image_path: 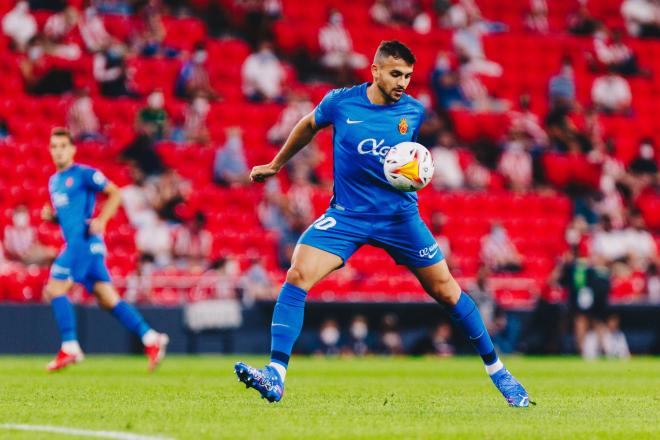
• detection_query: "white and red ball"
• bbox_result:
[383,142,434,192]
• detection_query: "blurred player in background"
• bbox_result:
[43,127,169,372]
[235,41,532,407]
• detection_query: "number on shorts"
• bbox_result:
[313,215,337,231]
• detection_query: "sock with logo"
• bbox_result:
[269,282,308,382]
[449,292,503,375]
[110,300,152,343]
[51,295,78,347]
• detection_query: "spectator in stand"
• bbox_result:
[629,139,659,177]
[624,212,658,267]
[430,211,453,268]
[121,133,166,176]
[567,3,598,36]
[442,0,482,29]
[345,315,372,356]
[412,322,456,356]
[238,256,274,303]
[548,57,576,110]
[121,163,158,231]
[131,0,176,58]
[592,214,628,264]
[621,0,660,38]
[3,205,56,266]
[172,211,213,269]
[180,95,211,145]
[123,253,155,304]
[241,40,286,102]
[508,94,548,148]
[369,0,430,33]
[582,314,630,359]
[431,51,471,110]
[67,89,104,142]
[175,43,217,100]
[318,10,369,85]
[94,43,137,97]
[452,17,503,77]
[44,6,78,42]
[20,36,74,95]
[95,0,133,15]
[286,167,315,228]
[136,90,169,142]
[205,256,240,299]
[591,70,632,115]
[317,319,342,356]
[480,222,523,273]
[498,130,533,192]
[79,7,112,53]
[213,127,249,187]
[151,169,190,222]
[136,214,172,268]
[468,265,496,329]
[525,0,549,34]
[267,90,314,145]
[431,131,465,190]
[2,1,37,52]
[378,313,404,354]
[593,27,648,77]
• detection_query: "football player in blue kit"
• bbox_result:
[43,128,169,372]
[235,42,532,407]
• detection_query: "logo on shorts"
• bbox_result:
[398,118,408,135]
[418,242,439,258]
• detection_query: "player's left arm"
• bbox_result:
[88,181,121,236]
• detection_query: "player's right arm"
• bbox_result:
[250,111,322,183]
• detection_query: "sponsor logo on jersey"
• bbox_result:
[52,192,69,207]
[418,242,439,258]
[398,118,408,134]
[357,138,391,161]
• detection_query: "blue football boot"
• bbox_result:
[490,368,534,407]
[234,362,284,403]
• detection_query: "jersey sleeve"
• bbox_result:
[314,88,343,128]
[81,167,109,192]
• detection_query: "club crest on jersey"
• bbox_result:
[398,118,408,135]
[65,177,74,187]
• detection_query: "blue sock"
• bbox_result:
[111,300,151,339]
[51,295,77,342]
[449,292,499,366]
[270,282,308,368]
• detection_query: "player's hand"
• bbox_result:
[41,205,54,222]
[88,218,107,235]
[249,163,280,183]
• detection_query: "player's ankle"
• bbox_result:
[141,329,159,346]
[485,359,504,375]
[269,362,287,381]
[61,340,82,354]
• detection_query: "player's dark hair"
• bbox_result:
[375,40,416,65]
[50,127,72,142]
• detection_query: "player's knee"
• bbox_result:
[429,274,461,304]
[44,281,68,301]
[285,266,308,289]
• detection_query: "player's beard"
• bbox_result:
[377,82,403,104]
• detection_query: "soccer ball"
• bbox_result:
[383,142,434,192]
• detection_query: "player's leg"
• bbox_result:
[44,278,85,370]
[92,280,169,372]
[44,249,86,371]
[409,261,532,407]
[236,209,363,402]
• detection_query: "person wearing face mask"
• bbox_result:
[317,319,342,356]
[67,89,104,142]
[3,205,56,266]
[175,43,217,100]
[241,40,286,102]
[137,90,169,141]
[480,222,523,273]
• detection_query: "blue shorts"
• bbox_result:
[298,207,444,268]
[50,240,111,293]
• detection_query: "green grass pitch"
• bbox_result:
[0,356,659,439]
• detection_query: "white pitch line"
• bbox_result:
[0,424,174,440]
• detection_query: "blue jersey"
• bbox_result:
[314,83,426,215]
[48,164,108,245]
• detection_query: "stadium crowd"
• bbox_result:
[0,0,659,356]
